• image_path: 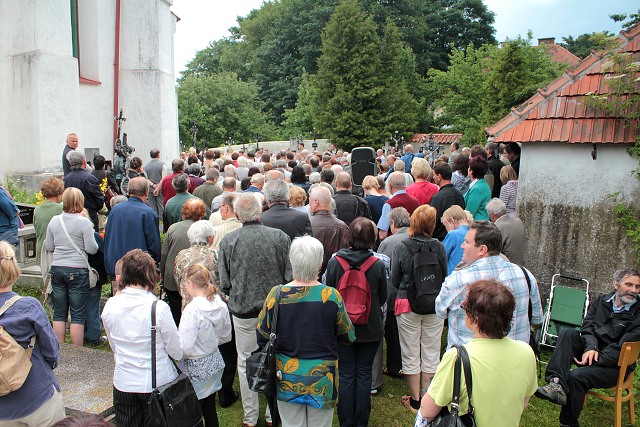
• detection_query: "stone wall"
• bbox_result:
[518,142,639,299]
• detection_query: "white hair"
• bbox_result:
[289,236,324,282]
[187,220,216,245]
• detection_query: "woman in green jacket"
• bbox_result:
[463,156,491,221]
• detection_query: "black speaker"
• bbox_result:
[351,147,377,186]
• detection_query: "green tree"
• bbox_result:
[177,73,275,147]
[482,35,565,125]
[310,0,387,150]
[280,71,314,138]
[428,44,497,145]
[560,32,616,59]
[610,8,640,30]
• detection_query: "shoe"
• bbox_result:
[535,377,567,405]
[371,388,379,396]
[383,367,404,378]
[401,395,418,414]
[220,391,240,408]
[241,423,256,427]
[85,336,107,347]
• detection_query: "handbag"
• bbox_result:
[428,345,476,427]
[146,300,203,427]
[57,216,99,288]
[104,170,117,207]
[246,285,283,394]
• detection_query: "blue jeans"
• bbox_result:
[84,283,103,340]
[337,340,380,427]
[50,266,89,324]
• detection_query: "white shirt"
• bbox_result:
[178,295,232,359]
[102,287,183,393]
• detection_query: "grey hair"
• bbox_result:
[614,268,640,284]
[289,235,324,282]
[187,220,216,245]
[389,207,410,229]
[393,160,405,172]
[110,194,127,208]
[127,176,149,197]
[233,193,262,223]
[388,172,406,190]
[224,164,236,177]
[309,182,334,196]
[265,170,284,181]
[251,174,265,185]
[309,172,321,184]
[205,167,220,182]
[187,163,201,176]
[172,173,190,192]
[264,179,290,204]
[237,156,248,167]
[486,198,507,217]
[68,151,85,169]
[220,193,237,211]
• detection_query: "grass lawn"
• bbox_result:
[14,285,637,426]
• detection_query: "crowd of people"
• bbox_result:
[0,134,638,427]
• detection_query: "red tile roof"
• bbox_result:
[541,43,580,67]
[412,133,462,144]
[486,24,640,144]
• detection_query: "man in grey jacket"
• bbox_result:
[219,193,292,427]
[486,198,525,265]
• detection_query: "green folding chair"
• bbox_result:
[540,274,590,348]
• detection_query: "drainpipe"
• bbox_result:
[112,0,121,153]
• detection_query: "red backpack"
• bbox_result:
[335,255,378,325]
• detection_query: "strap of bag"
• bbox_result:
[151,300,158,390]
[450,345,463,415]
[457,345,475,416]
[518,265,533,322]
[335,255,378,274]
[58,216,91,272]
[0,296,37,350]
[271,285,283,337]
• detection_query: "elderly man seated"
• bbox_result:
[535,268,640,427]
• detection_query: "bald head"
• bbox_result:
[335,172,352,190]
[310,186,332,213]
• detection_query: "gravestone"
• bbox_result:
[56,343,115,418]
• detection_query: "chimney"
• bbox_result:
[538,37,555,46]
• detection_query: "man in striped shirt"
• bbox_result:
[211,193,242,248]
[435,220,543,349]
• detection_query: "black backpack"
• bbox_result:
[402,238,444,315]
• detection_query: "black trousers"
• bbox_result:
[545,329,619,427]
[164,289,183,327]
[385,312,402,374]
[218,322,238,406]
[200,392,218,427]
[113,387,152,427]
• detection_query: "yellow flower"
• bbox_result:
[100,177,108,193]
[35,191,45,206]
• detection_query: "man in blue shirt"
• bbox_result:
[400,144,424,173]
[536,268,640,427]
[104,177,161,279]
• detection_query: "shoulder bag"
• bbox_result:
[146,300,203,427]
[428,345,476,427]
[103,170,117,207]
[0,296,36,396]
[58,216,99,288]
[246,285,283,393]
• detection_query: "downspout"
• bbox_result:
[112,0,121,153]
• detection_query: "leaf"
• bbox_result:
[321,287,332,303]
[267,296,276,310]
[283,358,299,374]
[276,358,283,371]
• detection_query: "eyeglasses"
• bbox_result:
[460,302,471,314]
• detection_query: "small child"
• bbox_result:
[178,264,232,427]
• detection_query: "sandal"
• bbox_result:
[383,367,404,378]
[402,395,419,414]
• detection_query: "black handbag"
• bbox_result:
[246,285,283,393]
[146,301,203,427]
[428,345,476,427]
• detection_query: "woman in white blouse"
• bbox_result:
[101,249,182,427]
[178,263,232,427]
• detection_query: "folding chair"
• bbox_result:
[540,274,589,348]
[584,341,640,427]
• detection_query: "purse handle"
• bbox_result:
[270,285,283,341]
[57,215,91,272]
[451,345,474,416]
[151,300,158,390]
